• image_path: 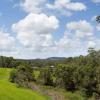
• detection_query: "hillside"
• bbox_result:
[0,68,50,100]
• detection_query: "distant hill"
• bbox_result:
[46,57,66,61]
[16,57,66,61]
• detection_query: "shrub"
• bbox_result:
[10,64,35,88]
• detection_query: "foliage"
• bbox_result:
[54,64,77,91]
[38,48,100,99]
[39,67,54,86]
[0,68,50,100]
[10,64,35,88]
[1,48,100,99]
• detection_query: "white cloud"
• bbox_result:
[96,24,100,31]
[0,29,15,51]
[47,0,86,11]
[56,31,89,57]
[58,32,81,51]
[87,41,96,48]
[11,18,99,58]
[47,0,86,15]
[66,20,93,32]
[66,2,86,11]
[75,31,93,38]
[12,13,59,51]
[19,0,86,17]
[20,0,46,13]
[66,20,93,38]
[56,34,96,57]
[47,0,70,9]
[55,20,98,56]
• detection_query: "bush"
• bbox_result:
[39,67,54,86]
[10,64,35,88]
[54,64,77,91]
[10,69,17,83]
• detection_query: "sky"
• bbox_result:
[0,0,100,59]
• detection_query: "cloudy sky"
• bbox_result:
[0,0,100,59]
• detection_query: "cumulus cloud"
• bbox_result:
[20,0,46,13]
[12,13,59,51]
[47,0,86,11]
[66,20,93,38]
[11,17,100,58]
[56,20,98,56]
[0,29,15,51]
[58,32,81,51]
[47,0,86,16]
[20,0,87,16]
[57,34,96,57]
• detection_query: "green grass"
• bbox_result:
[0,68,50,100]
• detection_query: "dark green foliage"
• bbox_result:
[10,64,35,88]
[39,67,54,86]
[54,64,77,91]
[10,69,17,83]
[38,48,100,99]
[0,56,20,68]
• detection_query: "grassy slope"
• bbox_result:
[0,68,50,100]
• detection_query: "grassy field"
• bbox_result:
[0,68,50,100]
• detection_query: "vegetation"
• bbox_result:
[7,48,100,99]
[10,64,35,88]
[0,48,100,100]
[39,67,54,86]
[0,68,50,100]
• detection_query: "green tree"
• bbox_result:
[54,64,77,91]
[10,64,35,88]
[39,67,54,86]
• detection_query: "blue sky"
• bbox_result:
[0,0,100,59]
